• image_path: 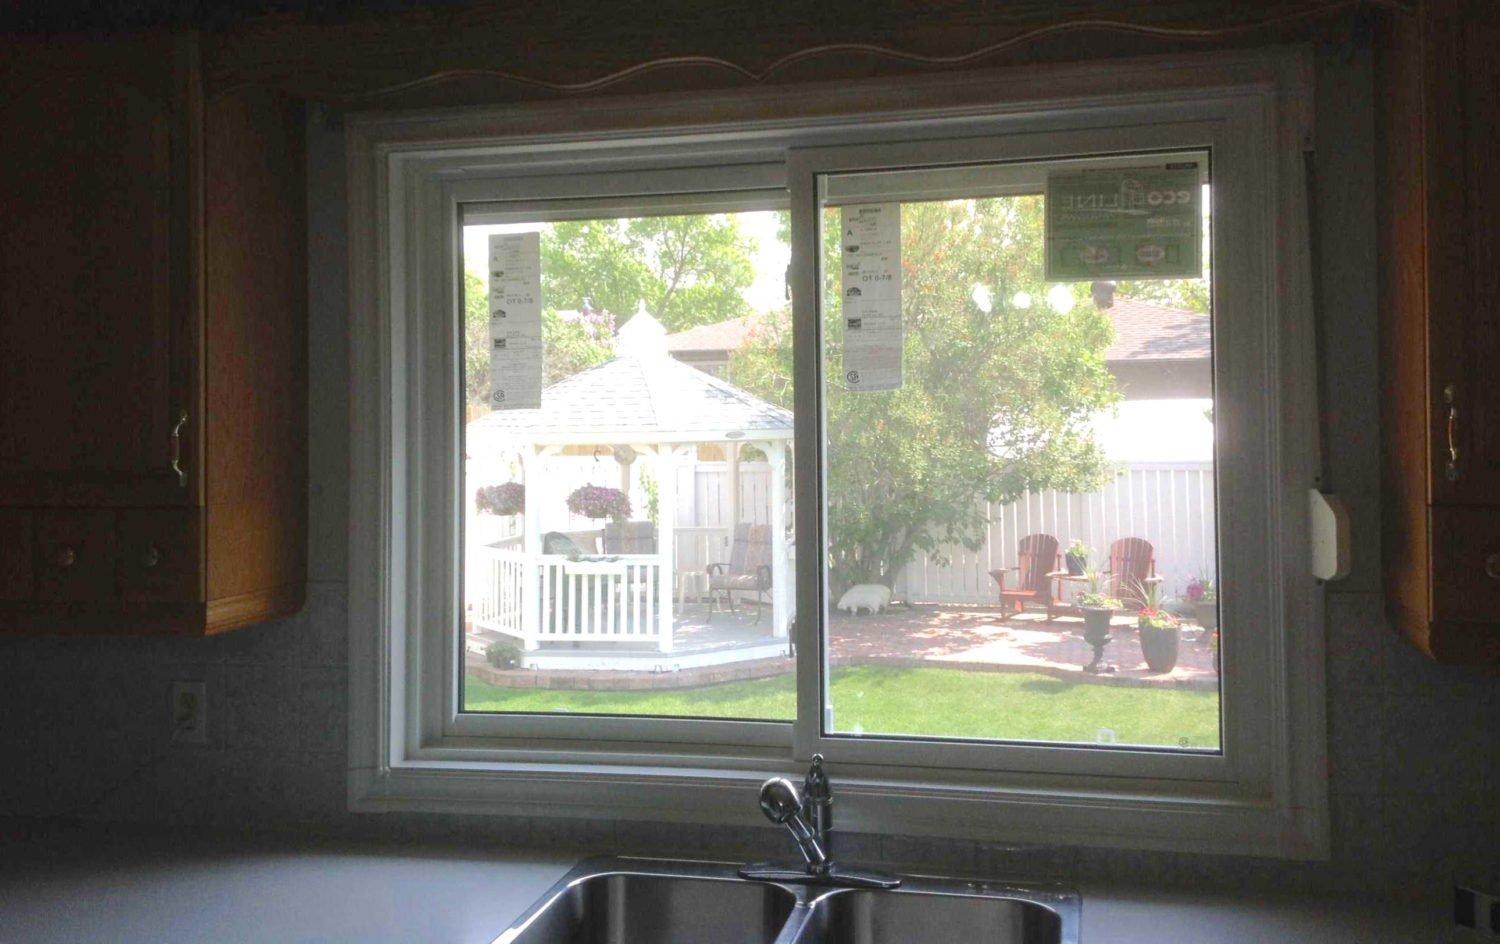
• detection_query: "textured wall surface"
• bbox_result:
[0,37,1492,903]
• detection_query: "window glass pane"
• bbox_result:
[459,208,796,722]
[815,155,1221,750]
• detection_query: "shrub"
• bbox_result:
[485,641,522,669]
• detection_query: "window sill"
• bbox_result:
[350,753,1327,860]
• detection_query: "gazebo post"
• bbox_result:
[726,439,740,555]
[655,444,682,653]
[519,444,544,651]
[763,440,789,639]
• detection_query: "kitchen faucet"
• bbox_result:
[739,755,900,889]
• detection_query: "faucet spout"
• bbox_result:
[742,755,900,889]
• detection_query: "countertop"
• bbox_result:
[0,822,1445,943]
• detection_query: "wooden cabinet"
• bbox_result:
[1376,0,1500,665]
[0,32,306,635]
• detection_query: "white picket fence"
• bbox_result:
[894,462,1217,605]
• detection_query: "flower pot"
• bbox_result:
[1064,552,1087,576]
[1193,600,1218,632]
[1138,621,1181,673]
[1081,606,1113,640]
[1080,605,1115,673]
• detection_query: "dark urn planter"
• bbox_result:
[1080,606,1115,673]
[1065,552,1087,576]
[1138,622,1181,673]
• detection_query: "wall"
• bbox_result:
[0,34,1493,902]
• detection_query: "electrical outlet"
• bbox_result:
[170,681,208,745]
[1457,884,1500,940]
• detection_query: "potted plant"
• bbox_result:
[566,484,631,522]
[1184,575,1218,632]
[1064,539,1090,576]
[475,481,525,516]
[1075,570,1122,673]
[1130,578,1181,673]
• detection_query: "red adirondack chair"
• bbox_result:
[1105,537,1158,607]
[989,533,1061,617]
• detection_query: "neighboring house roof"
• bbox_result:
[663,315,754,358]
[469,312,791,447]
[661,298,1209,365]
[1104,296,1210,363]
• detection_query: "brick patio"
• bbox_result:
[467,603,1219,691]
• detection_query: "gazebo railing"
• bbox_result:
[473,546,526,638]
[473,547,672,651]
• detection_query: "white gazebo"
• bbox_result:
[466,310,793,669]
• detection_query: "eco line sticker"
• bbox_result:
[1044,167,1202,281]
[839,204,902,391]
[488,232,543,410]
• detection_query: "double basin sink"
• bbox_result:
[491,857,1079,944]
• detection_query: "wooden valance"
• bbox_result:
[202,0,1413,106]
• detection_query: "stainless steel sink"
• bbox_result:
[492,860,797,944]
[491,857,1078,944]
[798,884,1069,944]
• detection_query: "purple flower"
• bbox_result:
[476,482,525,515]
[566,485,631,520]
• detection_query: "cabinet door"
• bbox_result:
[117,509,201,603]
[0,34,199,507]
[0,510,34,601]
[1429,0,1500,503]
[34,510,117,602]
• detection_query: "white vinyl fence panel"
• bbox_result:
[894,462,1216,605]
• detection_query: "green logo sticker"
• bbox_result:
[1044,167,1202,282]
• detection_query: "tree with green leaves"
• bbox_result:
[465,213,759,412]
[463,273,620,413]
[541,215,756,332]
[733,197,1120,592]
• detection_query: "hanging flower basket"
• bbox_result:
[475,482,525,516]
[566,485,631,521]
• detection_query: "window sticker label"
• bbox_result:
[1044,167,1202,281]
[488,232,543,410]
[840,204,902,391]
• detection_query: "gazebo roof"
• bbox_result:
[469,311,792,448]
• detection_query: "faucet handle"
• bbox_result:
[758,777,804,824]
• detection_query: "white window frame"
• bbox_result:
[347,48,1328,858]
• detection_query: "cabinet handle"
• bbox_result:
[1443,385,1459,482]
[53,546,76,569]
[170,408,188,488]
[1485,553,1500,582]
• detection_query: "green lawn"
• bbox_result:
[465,665,1220,750]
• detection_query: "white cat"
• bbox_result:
[836,583,891,615]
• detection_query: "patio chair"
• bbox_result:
[988,533,1061,618]
[707,523,772,623]
[602,520,656,555]
[1105,537,1158,608]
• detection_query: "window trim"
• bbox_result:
[346,47,1328,857]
